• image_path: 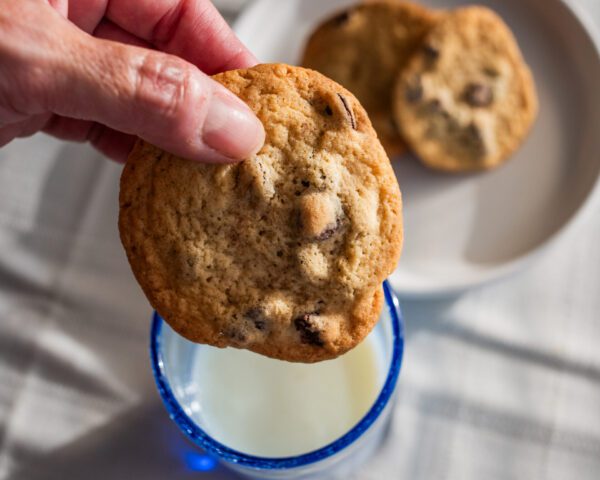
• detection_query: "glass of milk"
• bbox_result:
[150,281,404,479]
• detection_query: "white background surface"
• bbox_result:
[0,1,599,479]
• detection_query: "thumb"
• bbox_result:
[44,34,265,163]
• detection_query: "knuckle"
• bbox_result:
[134,53,198,121]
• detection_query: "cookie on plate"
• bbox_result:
[119,64,403,363]
[302,0,439,157]
[393,6,538,171]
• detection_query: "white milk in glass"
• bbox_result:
[189,334,385,457]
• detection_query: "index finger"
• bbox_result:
[106,0,258,73]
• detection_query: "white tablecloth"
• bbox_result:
[0,1,599,479]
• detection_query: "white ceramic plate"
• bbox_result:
[234,0,600,297]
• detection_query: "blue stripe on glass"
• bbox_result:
[150,280,404,470]
[185,452,218,471]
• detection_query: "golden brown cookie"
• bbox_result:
[393,6,538,171]
[119,64,403,363]
[301,0,439,157]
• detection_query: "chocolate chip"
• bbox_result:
[331,10,350,26]
[337,93,357,129]
[315,219,340,241]
[315,229,335,241]
[227,328,247,343]
[324,105,333,116]
[465,122,482,141]
[463,122,487,156]
[483,67,499,78]
[294,313,324,346]
[423,44,440,61]
[405,76,423,103]
[276,250,283,257]
[301,180,310,188]
[463,83,493,107]
[426,98,443,114]
[245,308,268,330]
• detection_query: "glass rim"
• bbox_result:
[150,280,404,470]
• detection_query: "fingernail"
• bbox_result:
[202,91,265,160]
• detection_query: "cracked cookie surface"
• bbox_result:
[302,0,438,157]
[119,64,403,362]
[394,6,538,171]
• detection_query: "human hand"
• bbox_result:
[0,0,265,162]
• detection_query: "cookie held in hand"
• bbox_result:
[394,6,538,171]
[119,64,403,362]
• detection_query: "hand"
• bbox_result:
[0,0,265,162]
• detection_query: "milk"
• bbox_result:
[189,335,385,457]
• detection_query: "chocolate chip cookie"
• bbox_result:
[301,0,438,157]
[394,6,538,171]
[119,64,403,363]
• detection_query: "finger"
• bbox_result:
[68,6,153,49]
[93,20,153,49]
[0,113,51,146]
[106,0,258,73]
[86,123,136,162]
[0,122,27,147]
[0,111,132,163]
[17,113,51,137]
[43,115,135,162]
[0,105,29,126]
[46,0,68,18]
[67,0,107,33]
[40,33,264,162]
[42,115,94,141]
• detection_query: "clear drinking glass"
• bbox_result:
[150,281,404,479]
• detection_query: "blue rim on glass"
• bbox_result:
[150,280,404,470]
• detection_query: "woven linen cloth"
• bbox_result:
[0,1,599,478]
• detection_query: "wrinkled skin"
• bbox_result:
[0,0,265,162]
